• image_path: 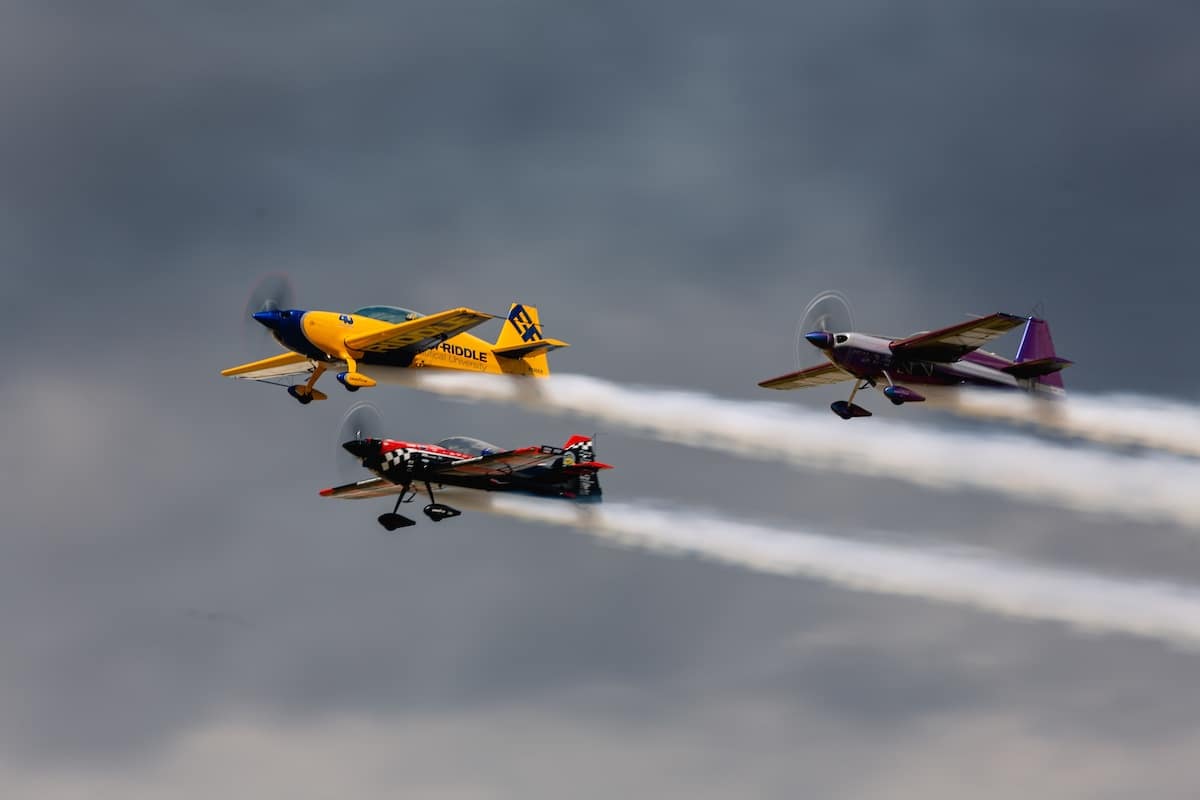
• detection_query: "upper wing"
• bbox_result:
[344,307,495,355]
[428,446,565,479]
[758,361,854,390]
[889,312,1025,362]
[319,477,404,500]
[221,351,319,381]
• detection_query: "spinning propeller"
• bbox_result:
[337,401,386,482]
[795,290,854,363]
[242,273,296,344]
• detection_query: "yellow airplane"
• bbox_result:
[222,302,568,404]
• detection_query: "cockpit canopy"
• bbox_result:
[436,436,501,457]
[353,305,425,324]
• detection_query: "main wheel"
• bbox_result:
[831,401,872,419]
[287,385,314,405]
[423,503,462,522]
[378,513,416,531]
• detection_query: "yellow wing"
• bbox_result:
[221,351,317,380]
[758,361,853,390]
[344,307,495,355]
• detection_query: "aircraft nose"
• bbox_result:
[805,330,835,349]
[252,309,282,330]
[342,439,379,459]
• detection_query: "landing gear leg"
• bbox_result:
[422,481,462,522]
[831,379,874,419]
[336,355,377,392]
[377,484,417,531]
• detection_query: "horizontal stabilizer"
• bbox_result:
[492,338,570,360]
[561,461,614,472]
[1002,356,1074,379]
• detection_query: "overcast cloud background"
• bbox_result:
[2,2,1199,797]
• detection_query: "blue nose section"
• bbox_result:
[249,308,325,359]
[805,330,835,349]
[252,309,282,330]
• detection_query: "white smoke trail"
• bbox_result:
[436,490,1200,648]
[923,387,1200,458]
[367,368,1200,529]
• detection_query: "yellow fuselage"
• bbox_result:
[298,311,547,377]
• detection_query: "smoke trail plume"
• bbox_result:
[368,369,1200,529]
[437,490,1200,648]
[923,387,1200,458]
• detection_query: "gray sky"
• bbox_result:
[2,2,1199,797]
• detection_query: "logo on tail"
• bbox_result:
[562,434,595,462]
[508,304,543,343]
[561,435,601,499]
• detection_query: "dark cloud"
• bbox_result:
[2,1,1199,795]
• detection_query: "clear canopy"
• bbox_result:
[436,436,501,457]
[353,305,425,323]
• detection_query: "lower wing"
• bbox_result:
[221,351,326,382]
[319,477,402,499]
[758,361,854,390]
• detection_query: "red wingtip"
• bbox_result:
[319,487,334,497]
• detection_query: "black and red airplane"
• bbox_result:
[321,432,611,530]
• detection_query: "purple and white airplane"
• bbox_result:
[759,312,1072,419]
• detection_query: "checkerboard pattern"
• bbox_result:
[566,439,594,463]
[379,448,412,473]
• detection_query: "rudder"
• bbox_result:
[1011,317,1071,390]
[560,435,606,501]
[493,303,569,373]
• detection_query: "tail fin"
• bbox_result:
[493,304,570,371]
[1006,317,1072,390]
[560,435,608,501]
[563,435,597,461]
